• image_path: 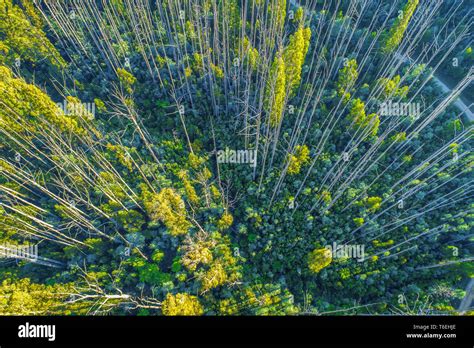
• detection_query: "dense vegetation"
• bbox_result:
[0,0,472,316]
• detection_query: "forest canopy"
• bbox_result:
[0,0,472,316]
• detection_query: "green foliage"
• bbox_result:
[0,66,85,136]
[337,59,358,102]
[0,0,65,67]
[293,7,304,24]
[242,36,259,70]
[161,293,203,316]
[0,0,470,318]
[217,211,234,230]
[271,0,287,32]
[283,24,311,95]
[94,98,107,113]
[378,75,409,98]
[211,63,224,79]
[347,98,380,136]
[178,170,199,205]
[287,145,310,175]
[137,263,171,286]
[219,283,297,315]
[265,52,286,127]
[365,196,383,212]
[308,248,332,273]
[353,217,364,227]
[0,278,70,315]
[117,68,137,93]
[383,0,419,53]
[143,188,191,236]
[179,231,241,292]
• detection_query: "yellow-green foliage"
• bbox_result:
[117,68,136,93]
[65,96,95,120]
[19,0,43,27]
[110,0,126,15]
[210,185,221,200]
[288,145,310,175]
[156,54,167,68]
[200,234,241,292]
[217,211,234,230]
[210,63,224,78]
[178,170,199,205]
[337,59,358,101]
[219,284,298,315]
[181,238,214,272]
[390,132,407,143]
[188,152,206,169]
[161,293,203,316]
[319,190,332,205]
[353,217,364,227]
[308,248,332,273]
[242,36,259,70]
[378,75,409,98]
[0,204,40,241]
[192,52,204,72]
[144,188,191,236]
[365,196,382,212]
[180,232,241,292]
[348,98,380,137]
[198,167,213,182]
[339,268,351,279]
[97,171,127,204]
[0,41,9,61]
[200,262,229,292]
[185,20,196,39]
[265,11,311,126]
[383,0,419,53]
[0,66,84,136]
[184,66,192,77]
[271,0,287,32]
[265,53,286,127]
[0,0,66,67]
[224,0,240,32]
[94,98,107,113]
[0,278,70,315]
[106,143,134,171]
[293,7,304,23]
[373,239,394,248]
[283,24,311,95]
[449,143,459,153]
[152,250,165,262]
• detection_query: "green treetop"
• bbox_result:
[383,0,419,53]
[337,58,358,102]
[161,293,203,316]
[0,65,85,136]
[283,24,311,95]
[143,187,191,236]
[308,248,332,273]
[347,98,380,137]
[0,0,66,68]
[265,52,287,127]
[0,278,71,315]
